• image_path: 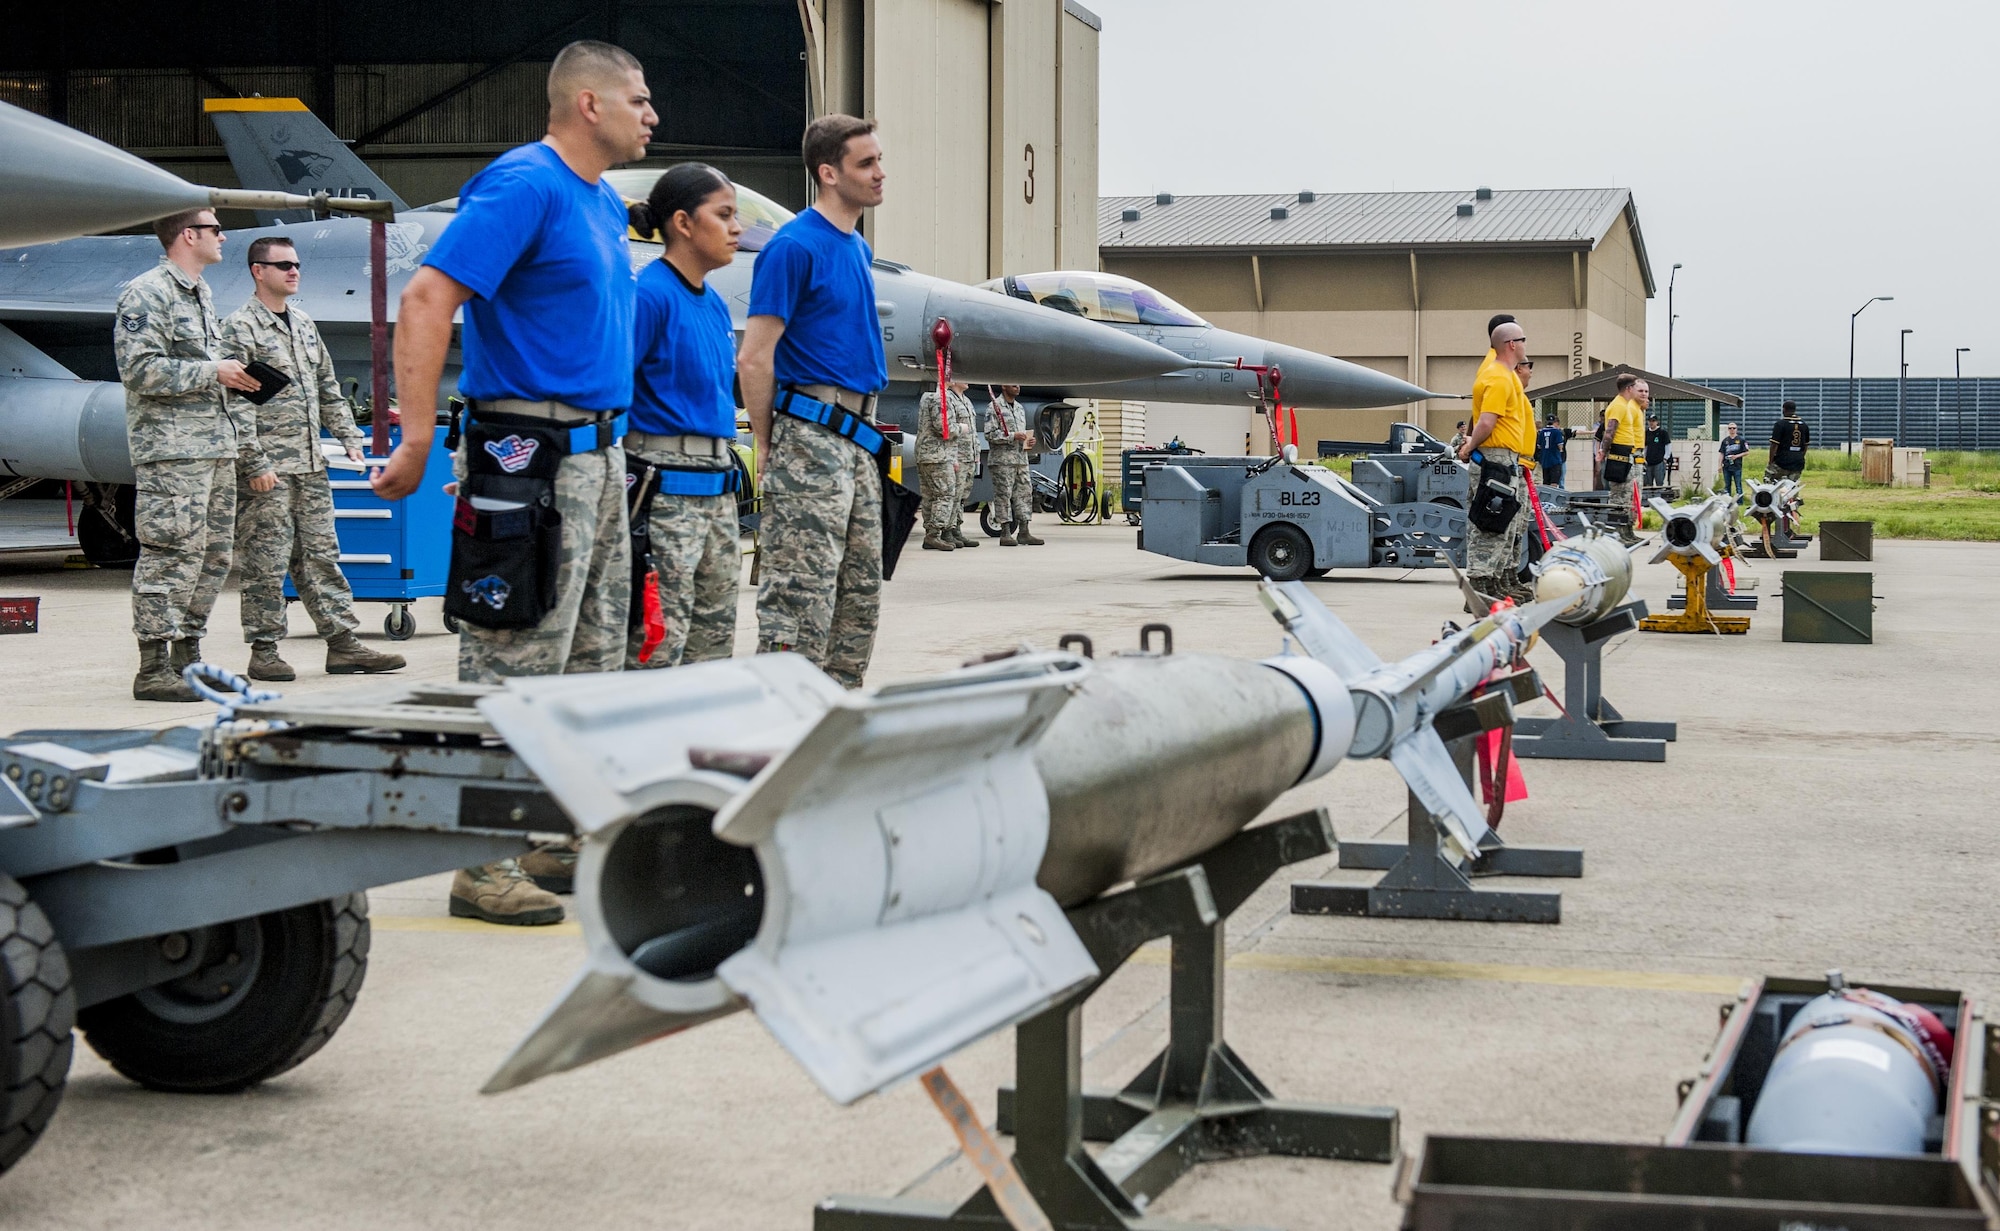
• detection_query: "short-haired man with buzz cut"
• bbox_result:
[375,40,657,926]
[222,235,405,682]
[1458,320,1537,606]
[114,206,266,701]
[740,114,890,688]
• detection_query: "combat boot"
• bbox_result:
[133,640,198,703]
[449,859,564,926]
[998,527,1018,546]
[1016,527,1046,546]
[951,525,979,548]
[325,632,406,675]
[518,838,579,895]
[247,641,296,682]
[168,637,201,675]
[922,533,956,551]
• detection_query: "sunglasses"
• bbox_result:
[252,260,303,272]
[1517,360,1534,370]
[186,223,223,235]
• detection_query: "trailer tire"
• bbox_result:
[78,895,369,1094]
[1249,524,1313,583]
[0,873,74,1177]
[77,483,140,569]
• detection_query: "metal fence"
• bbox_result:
[1655,377,2000,450]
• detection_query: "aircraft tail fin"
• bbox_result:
[203,98,407,223]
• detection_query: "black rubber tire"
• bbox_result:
[978,505,1003,538]
[0,874,74,1176]
[383,607,416,641]
[79,895,369,1094]
[1249,524,1313,582]
[441,611,461,634]
[76,483,139,569]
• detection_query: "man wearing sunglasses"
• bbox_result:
[220,237,406,683]
[113,208,266,702]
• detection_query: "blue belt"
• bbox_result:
[469,410,627,454]
[655,464,742,497]
[775,389,886,458]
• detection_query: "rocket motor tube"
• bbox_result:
[0,378,134,484]
[1744,989,1950,1156]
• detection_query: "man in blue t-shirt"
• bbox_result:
[374,40,656,927]
[1534,410,1571,488]
[739,114,889,689]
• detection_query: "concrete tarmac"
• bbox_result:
[0,522,1993,1229]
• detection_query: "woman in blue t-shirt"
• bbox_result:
[623,164,747,669]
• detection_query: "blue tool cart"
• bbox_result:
[287,425,454,640]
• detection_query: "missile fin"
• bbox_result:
[483,967,738,1095]
[1695,540,1723,566]
[1387,727,1493,861]
[712,654,1100,1104]
[1258,580,1382,677]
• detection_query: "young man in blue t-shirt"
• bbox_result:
[375,40,655,926]
[739,114,889,689]
[1534,409,1571,488]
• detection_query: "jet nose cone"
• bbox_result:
[925,282,1185,386]
[1220,334,1438,409]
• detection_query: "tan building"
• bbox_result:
[1098,187,1655,453]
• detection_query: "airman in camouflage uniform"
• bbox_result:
[222,238,405,681]
[950,390,980,548]
[112,209,265,702]
[986,386,1042,547]
[755,413,882,687]
[916,384,968,550]
[623,438,740,669]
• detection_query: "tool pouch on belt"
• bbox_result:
[879,449,922,581]
[1468,460,1522,533]
[624,453,659,631]
[444,417,566,630]
[1602,457,1633,484]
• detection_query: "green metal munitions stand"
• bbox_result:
[1291,677,1582,926]
[814,808,1400,1231]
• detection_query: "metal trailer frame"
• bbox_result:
[815,808,1400,1231]
[1512,601,1679,762]
[1403,974,2000,1228]
[1291,675,1583,927]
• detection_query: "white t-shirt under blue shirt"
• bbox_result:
[747,207,886,398]
[630,260,737,439]
[423,141,635,413]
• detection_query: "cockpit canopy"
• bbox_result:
[979,271,1207,328]
[602,170,794,252]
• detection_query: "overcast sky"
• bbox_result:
[1088,0,1997,378]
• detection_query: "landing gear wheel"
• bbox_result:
[76,483,139,569]
[0,873,73,1176]
[1249,524,1313,583]
[442,611,461,634]
[978,505,1004,538]
[78,895,370,1094]
[383,607,416,640]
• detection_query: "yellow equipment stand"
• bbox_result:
[1638,552,1750,635]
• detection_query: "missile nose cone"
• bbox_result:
[926,281,1185,386]
[1247,339,1438,409]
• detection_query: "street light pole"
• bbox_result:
[1849,295,1893,449]
[1958,347,1972,450]
[1668,263,1683,377]
[1898,328,1914,445]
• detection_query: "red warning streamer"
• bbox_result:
[932,318,954,440]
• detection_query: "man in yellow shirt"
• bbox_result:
[1601,373,1647,543]
[1457,321,1536,604]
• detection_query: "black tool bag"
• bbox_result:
[443,416,567,630]
[1602,458,1633,484]
[1468,460,1522,533]
[879,452,922,580]
[625,453,659,630]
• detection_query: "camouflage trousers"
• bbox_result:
[1764,463,1802,483]
[1467,449,1533,605]
[131,457,235,643]
[235,471,358,645]
[988,454,1033,529]
[456,444,630,684]
[625,447,740,670]
[755,413,882,689]
[955,441,978,521]
[1606,474,1639,536]
[917,456,960,536]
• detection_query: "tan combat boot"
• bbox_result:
[247,641,296,682]
[998,527,1018,546]
[922,533,956,551]
[1016,526,1046,546]
[449,859,565,926]
[325,632,406,674]
[168,637,201,675]
[950,524,979,547]
[133,640,199,703]
[517,838,579,895]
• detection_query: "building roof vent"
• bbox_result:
[1474,185,1493,200]
[1155,192,1174,206]
[1121,208,1141,222]
[1298,190,1316,203]
[1456,202,1475,217]
[1270,206,1289,221]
